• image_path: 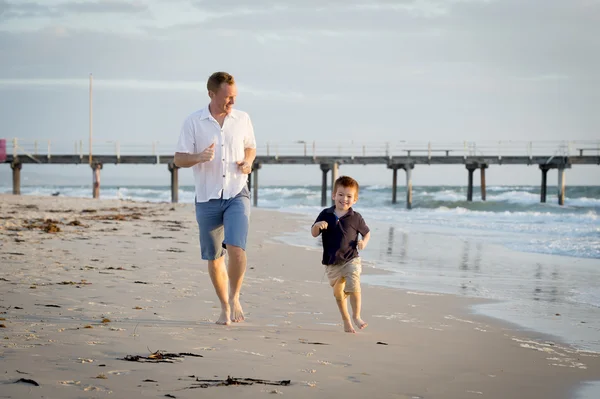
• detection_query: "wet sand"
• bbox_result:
[1,194,598,398]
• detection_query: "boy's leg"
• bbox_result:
[344,260,368,330]
[333,278,355,333]
[348,292,367,330]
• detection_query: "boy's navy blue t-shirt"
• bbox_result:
[313,206,370,266]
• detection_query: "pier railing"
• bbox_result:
[6,138,600,159]
[3,137,599,208]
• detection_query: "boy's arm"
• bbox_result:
[311,221,328,237]
[311,223,322,237]
[358,231,370,250]
[311,211,327,237]
[357,214,370,250]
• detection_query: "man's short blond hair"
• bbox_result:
[207,72,235,93]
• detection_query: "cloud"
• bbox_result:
[61,1,148,14]
[516,74,571,82]
[188,0,496,18]
[0,78,337,102]
[0,0,148,23]
[0,1,59,19]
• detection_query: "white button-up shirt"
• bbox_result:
[175,106,256,203]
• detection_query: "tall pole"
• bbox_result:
[89,73,93,166]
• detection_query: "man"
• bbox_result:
[174,72,256,325]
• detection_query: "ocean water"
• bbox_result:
[2,184,600,355]
[4,184,598,258]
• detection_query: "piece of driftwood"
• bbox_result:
[14,378,40,386]
[187,376,291,388]
[298,339,329,345]
[121,351,203,363]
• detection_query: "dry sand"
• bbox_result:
[0,194,598,399]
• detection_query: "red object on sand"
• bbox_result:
[0,139,6,163]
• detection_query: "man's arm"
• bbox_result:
[244,147,256,164]
[174,143,215,168]
[237,147,257,174]
[174,152,201,168]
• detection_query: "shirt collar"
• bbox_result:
[325,206,354,217]
[199,104,238,120]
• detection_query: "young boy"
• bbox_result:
[311,176,371,333]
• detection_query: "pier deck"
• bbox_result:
[2,139,599,207]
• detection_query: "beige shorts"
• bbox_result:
[325,257,362,293]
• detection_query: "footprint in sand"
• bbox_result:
[107,370,130,375]
[317,360,351,367]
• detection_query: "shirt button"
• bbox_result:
[223,175,225,177]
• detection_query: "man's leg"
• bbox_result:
[195,200,228,325]
[222,187,251,323]
[225,245,246,322]
[208,256,230,325]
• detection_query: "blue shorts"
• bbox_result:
[195,186,251,260]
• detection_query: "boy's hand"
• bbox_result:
[357,240,366,250]
[315,221,328,230]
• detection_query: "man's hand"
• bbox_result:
[315,221,328,231]
[237,160,252,174]
[174,143,214,168]
[357,240,366,250]
[197,143,215,163]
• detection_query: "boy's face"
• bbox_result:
[332,185,357,211]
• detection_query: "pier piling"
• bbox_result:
[320,164,330,207]
[390,165,399,204]
[11,161,21,195]
[558,167,566,206]
[168,162,179,203]
[539,165,550,203]
[331,162,339,205]
[92,163,102,199]
[401,164,414,210]
[252,163,261,207]
[480,164,488,201]
[466,165,477,202]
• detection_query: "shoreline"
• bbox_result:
[274,212,600,354]
[1,194,599,398]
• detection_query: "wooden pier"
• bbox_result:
[2,138,599,208]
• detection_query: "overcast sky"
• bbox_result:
[0,0,598,187]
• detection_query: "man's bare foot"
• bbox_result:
[216,307,231,325]
[343,320,356,333]
[230,299,245,323]
[353,317,368,330]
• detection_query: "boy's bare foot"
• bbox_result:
[230,299,245,323]
[216,307,231,325]
[353,317,368,330]
[343,320,356,333]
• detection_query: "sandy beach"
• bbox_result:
[1,194,599,399]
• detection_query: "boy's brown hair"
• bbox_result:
[207,72,235,93]
[333,176,360,199]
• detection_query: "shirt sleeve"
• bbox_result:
[313,210,326,226]
[175,117,196,154]
[357,213,370,236]
[244,114,257,149]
